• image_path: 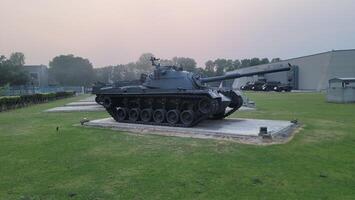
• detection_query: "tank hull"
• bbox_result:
[94,87,242,127]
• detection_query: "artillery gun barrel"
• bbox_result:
[200,66,291,83]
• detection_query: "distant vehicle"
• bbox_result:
[262,81,292,92]
[273,83,292,92]
[261,81,281,91]
[250,80,266,91]
[240,82,253,90]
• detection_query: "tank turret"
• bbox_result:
[93,57,291,127]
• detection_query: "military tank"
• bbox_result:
[93,57,291,127]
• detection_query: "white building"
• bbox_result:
[231,49,355,91]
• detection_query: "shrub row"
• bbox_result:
[0,91,75,112]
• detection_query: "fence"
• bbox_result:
[0,86,86,96]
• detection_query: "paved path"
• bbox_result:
[44,95,104,112]
[45,105,104,112]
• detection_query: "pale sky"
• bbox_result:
[1,0,355,67]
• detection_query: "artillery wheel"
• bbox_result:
[153,109,166,123]
[140,108,153,122]
[116,107,127,121]
[129,108,140,122]
[180,110,194,126]
[166,109,180,124]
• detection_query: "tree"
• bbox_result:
[49,55,94,86]
[250,58,261,66]
[271,58,281,63]
[204,60,215,76]
[9,52,25,66]
[260,58,270,64]
[172,57,197,72]
[213,59,233,75]
[94,66,113,83]
[136,53,155,72]
[124,62,139,80]
[160,59,174,66]
[0,53,28,86]
[111,65,125,81]
[240,59,251,68]
[232,60,241,70]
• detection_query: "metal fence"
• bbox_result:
[0,86,86,96]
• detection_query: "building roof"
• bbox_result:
[231,49,355,72]
[329,78,355,82]
[270,49,355,64]
[227,49,355,75]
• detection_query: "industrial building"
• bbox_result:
[23,65,49,87]
[231,49,355,91]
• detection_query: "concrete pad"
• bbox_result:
[65,101,99,106]
[236,106,255,111]
[83,117,298,145]
[78,96,96,102]
[45,105,105,112]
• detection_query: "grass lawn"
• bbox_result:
[0,93,354,199]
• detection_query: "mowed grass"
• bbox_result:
[0,93,354,199]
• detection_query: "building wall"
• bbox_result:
[232,50,355,91]
[23,65,49,87]
[328,50,355,81]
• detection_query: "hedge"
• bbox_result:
[0,91,75,112]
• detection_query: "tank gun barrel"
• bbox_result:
[200,66,291,83]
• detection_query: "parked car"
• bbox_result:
[262,81,292,92]
[261,81,281,91]
[250,80,266,91]
[274,84,292,92]
[240,82,253,90]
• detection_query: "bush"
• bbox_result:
[0,84,9,96]
[0,91,75,112]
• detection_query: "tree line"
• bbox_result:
[0,52,28,86]
[0,52,281,87]
[95,53,200,83]
[95,54,281,83]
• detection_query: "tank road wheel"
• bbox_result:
[140,108,153,122]
[103,96,112,108]
[153,109,166,123]
[180,110,194,126]
[166,109,180,124]
[116,107,128,121]
[198,99,212,114]
[129,108,141,122]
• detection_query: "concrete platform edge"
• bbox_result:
[82,118,299,145]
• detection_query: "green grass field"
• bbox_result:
[0,93,354,199]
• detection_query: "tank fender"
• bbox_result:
[218,89,243,109]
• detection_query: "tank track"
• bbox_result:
[99,94,217,127]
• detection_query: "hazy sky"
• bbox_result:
[1,0,355,67]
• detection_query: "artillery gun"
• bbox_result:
[93,57,291,127]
